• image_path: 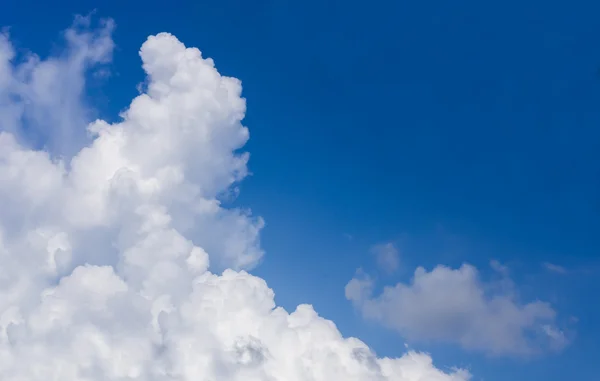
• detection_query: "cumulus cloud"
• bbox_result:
[346,264,567,357]
[371,242,400,274]
[0,17,470,380]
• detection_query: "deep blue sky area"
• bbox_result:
[2,1,600,380]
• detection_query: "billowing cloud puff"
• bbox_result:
[346,264,568,357]
[0,17,469,380]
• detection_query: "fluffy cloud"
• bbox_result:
[346,264,567,356]
[0,17,469,380]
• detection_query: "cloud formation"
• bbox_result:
[0,17,469,380]
[346,264,567,357]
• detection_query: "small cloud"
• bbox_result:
[542,325,569,351]
[343,233,354,241]
[370,242,400,274]
[490,259,509,276]
[346,263,567,357]
[543,262,568,274]
[569,316,579,324]
[344,270,374,303]
[93,68,112,79]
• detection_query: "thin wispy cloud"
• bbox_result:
[490,259,509,276]
[371,242,400,274]
[543,262,568,274]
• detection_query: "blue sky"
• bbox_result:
[2,1,600,380]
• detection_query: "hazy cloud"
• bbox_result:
[371,242,400,274]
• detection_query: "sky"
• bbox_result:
[0,1,599,380]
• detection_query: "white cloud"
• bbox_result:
[346,264,567,357]
[371,242,400,274]
[0,17,470,380]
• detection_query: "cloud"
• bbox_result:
[0,15,115,158]
[542,262,568,274]
[489,259,509,276]
[0,17,470,380]
[346,264,567,357]
[371,242,400,274]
